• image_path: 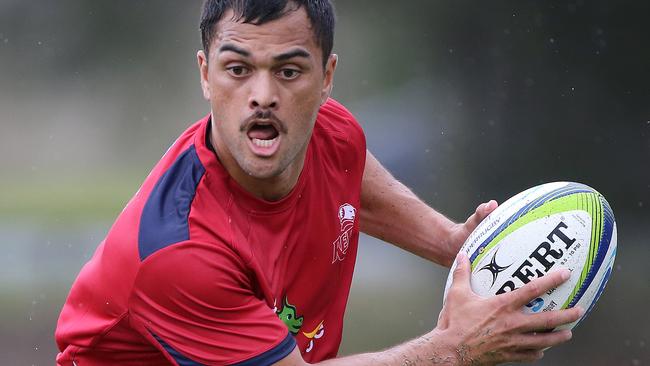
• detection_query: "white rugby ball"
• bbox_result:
[444,182,617,330]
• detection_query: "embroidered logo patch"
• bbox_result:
[332,203,356,263]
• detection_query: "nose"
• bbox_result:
[248,72,279,110]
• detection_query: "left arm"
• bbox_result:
[360,151,497,267]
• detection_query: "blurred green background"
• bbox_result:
[1,1,649,365]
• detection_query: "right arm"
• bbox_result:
[276,253,582,366]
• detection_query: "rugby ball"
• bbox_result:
[443,182,617,330]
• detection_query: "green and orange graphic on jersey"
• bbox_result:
[275,296,325,353]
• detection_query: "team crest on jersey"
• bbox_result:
[332,203,357,263]
[275,297,304,335]
[274,297,325,353]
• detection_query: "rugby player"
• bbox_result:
[55,1,582,365]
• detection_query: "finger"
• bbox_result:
[520,307,584,332]
[481,200,498,215]
[506,269,571,308]
[510,329,573,350]
[449,253,472,293]
[465,200,498,229]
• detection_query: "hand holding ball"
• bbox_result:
[444,182,617,331]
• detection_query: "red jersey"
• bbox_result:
[55,99,366,365]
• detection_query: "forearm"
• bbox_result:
[360,151,457,266]
[277,330,457,366]
[315,330,456,366]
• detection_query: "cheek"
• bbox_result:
[285,80,323,123]
[210,93,242,139]
[209,70,245,105]
[209,80,245,127]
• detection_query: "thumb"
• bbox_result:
[450,252,472,292]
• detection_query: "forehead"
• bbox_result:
[213,7,320,57]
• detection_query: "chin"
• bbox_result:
[242,161,285,180]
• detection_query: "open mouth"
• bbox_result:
[246,121,281,156]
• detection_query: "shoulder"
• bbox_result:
[314,99,366,165]
[310,99,367,184]
[315,98,365,145]
[137,115,235,261]
[138,144,208,261]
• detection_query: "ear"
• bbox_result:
[320,54,338,105]
[197,50,211,100]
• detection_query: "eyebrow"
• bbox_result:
[218,43,251,57]
[217,43,312,62]
[273,48,312,62]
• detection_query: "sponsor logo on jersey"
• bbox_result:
[332,203,356,263]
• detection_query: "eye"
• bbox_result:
[226,65,250,77]
[277,68,301,80]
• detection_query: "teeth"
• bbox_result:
[252,137,278,148]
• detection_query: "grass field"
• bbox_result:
[0,172,144,222]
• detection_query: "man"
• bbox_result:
[55,1,582,365]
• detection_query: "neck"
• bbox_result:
[239,154,307,202]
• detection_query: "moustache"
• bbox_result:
[240,110,287,133]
